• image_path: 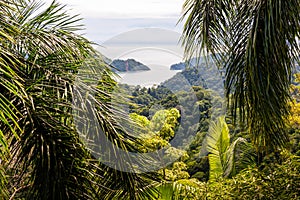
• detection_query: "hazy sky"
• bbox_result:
[45,0,184,18]
[44,0,185,43]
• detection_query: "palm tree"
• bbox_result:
[1,0,157,199]
[180,0,300,161]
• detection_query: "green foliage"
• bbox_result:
[171,179,207,200]
[130,109,193,195]
[130,108,181,154]
[163,162,190,181]
[288,73,300,156]
[156,179,206,200]
[201,116,251,180]
[205,117,230,180]
[170,153,300,199]
[208,153,300,200]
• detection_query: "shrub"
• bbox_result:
[171,153,300,199]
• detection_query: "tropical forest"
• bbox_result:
[0,0,299,199]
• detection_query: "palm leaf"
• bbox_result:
[180,0,234,63]
[0,2,27,198]
[2,0,157,199]
[226,0,299,155]
[223,137,248,177]
[201,116,250,180]
[201,116,229,180]
[181,0,300,157]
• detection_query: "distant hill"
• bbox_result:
[170,57,207,70]
[111,59,150,72]
[165,59,225,96]
[170,56,223,70]
[170,62,186,70]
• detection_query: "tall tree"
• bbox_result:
[180,0,300,160]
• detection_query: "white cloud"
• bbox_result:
[44,0,184,18]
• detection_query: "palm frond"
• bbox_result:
[1,0,158,199]
[180,0,234,64]
[226,0,300,155]
[201,116,229,180]
[223,137,249,177]
[171,179,207,200]
[74,58,159,199]
[201,116,250,180]
[181,0,300,156]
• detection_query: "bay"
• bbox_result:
[116,65,181,87]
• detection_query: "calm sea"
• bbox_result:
[116,65,181,87]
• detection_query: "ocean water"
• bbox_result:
[116,65,181,87]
